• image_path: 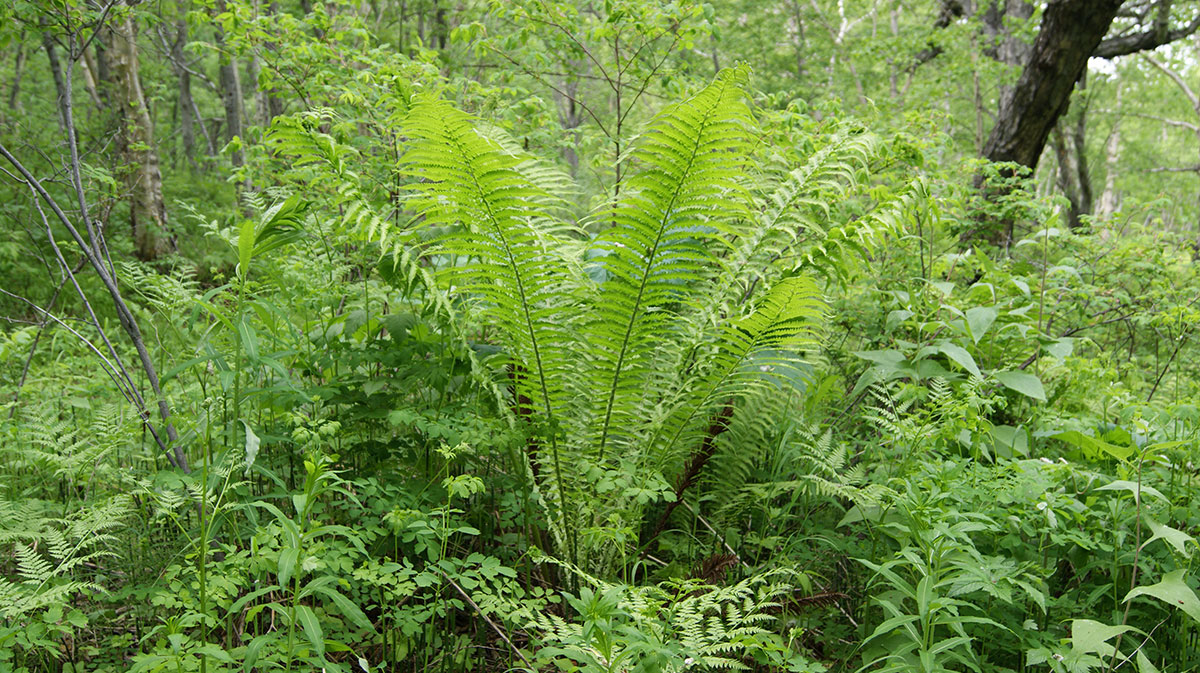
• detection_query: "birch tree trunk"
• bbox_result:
[214,0,246,170]
[104,12,175,260]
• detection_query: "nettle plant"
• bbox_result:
[391,66,914,575]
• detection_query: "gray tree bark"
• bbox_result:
[102,12,176,260]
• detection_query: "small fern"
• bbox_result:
[0,494,129,620]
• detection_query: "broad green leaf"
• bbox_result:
[277,547,300,587]
[995,370,1046,401]
[313,585,376,632]
[1125,570,1200,623]
[195,644,235,663]
[1043,337,1074,360]
[1097,480,1167,503]
[294,605,325,658]
[237,318,259,362]
[965,306,998,343]
[1145,518,1194,557]
[937,341,981,378]
[237,218,256,277]
[1070,619,1136,656]
[854,349,906,367]
[1055,430,1135,461]
[243,634,274,672]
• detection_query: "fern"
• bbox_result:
[588,65,754,463]
[527,559,807,672]
[0,494,129,621]
[265,67,919,575]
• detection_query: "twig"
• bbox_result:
[436,569,536,671]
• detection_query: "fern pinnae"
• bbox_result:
[592,66,755,463]
[401,97,579,558]
[653,276,824,474]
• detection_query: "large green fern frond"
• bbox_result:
[401,97,583,553]
[589,66,755,462]
[653,276,824,470]
[403,96,576,430]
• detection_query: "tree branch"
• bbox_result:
[1093,11,1200,58]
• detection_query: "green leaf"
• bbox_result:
[937,341,981,378]
[195,644,236,663]
[277,547,300,587]
[242,421,261,476]
[66,609,87,628]
[237,217,256,277]
[1125,570,1200,623]
[994,370,1046,401]
[965,306,998,344]
[1097,480,1167,503]
[1070,619,1137,656]
[243,633,274,671]
[313,585,376,632]
[1145,518,1194,558]
[1138,649,1161,673]
[1055,430,1134,461]
[1043,337,1074,360]
[294,605,325,658]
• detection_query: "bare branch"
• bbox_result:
[1141,52,1200,114]
[1094,11,1200,58]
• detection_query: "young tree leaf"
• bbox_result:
[1125,570,1200,624]
[965,306,998,344]
[994,370,1046,401]
[937,341,981,377]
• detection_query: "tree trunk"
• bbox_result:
[981,0,1122,169]
[1051,125,1084,227]
[790,1,806,82]
[967,0,1123,244]
[172,20,197,165]
[1096,91,1122,221]
[1070,94,1093,219]
[8,37,27,110]
[214,0,246,170]
[104,13,175,260]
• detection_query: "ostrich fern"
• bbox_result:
[265,66,916,576]
[391,67,833,574]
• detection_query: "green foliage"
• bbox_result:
[4,2,1200,672]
